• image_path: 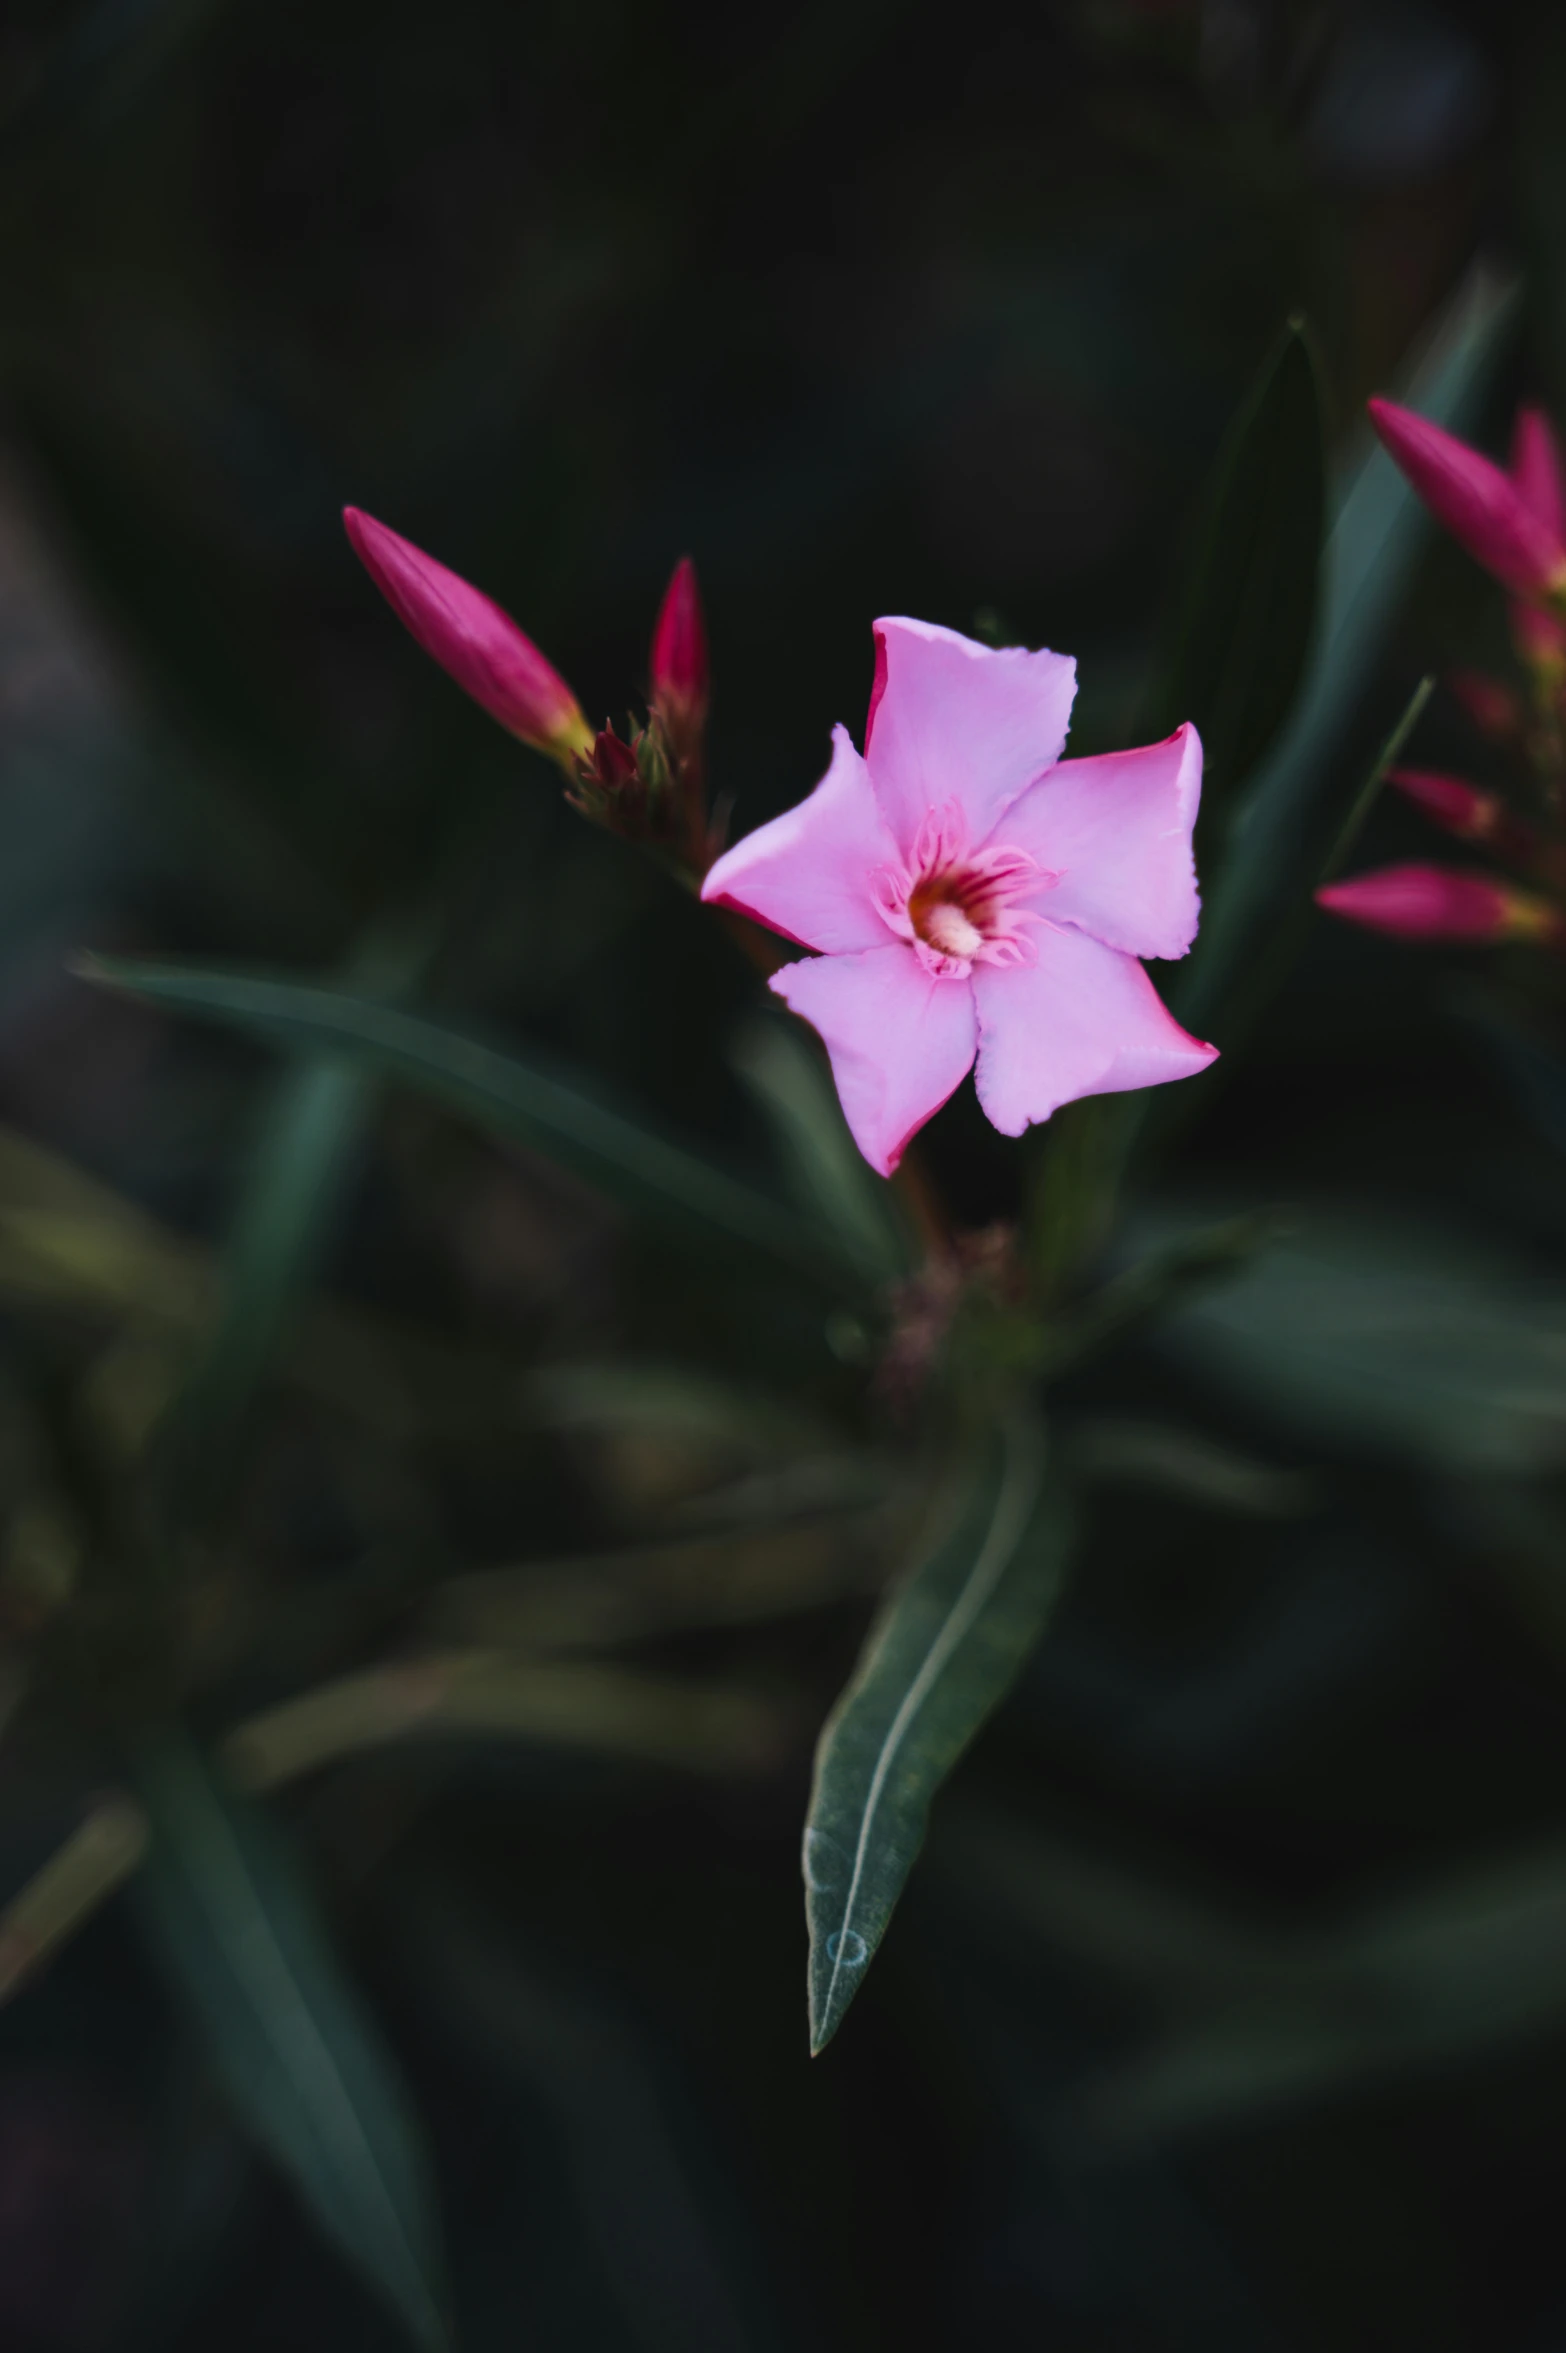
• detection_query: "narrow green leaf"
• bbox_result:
[730,1010,912,1284]
[803,1410,1072,2053]
[154,927,431,1522]
[1149,317,1326,812]
[1147,1202,1566,1474]
[1176,263,1518,1039]
[219,1656,791,1787]
[1181,673,1435,1077]
[132,1737,448,2352]
[1316,673,1435,884]
[81,959,862,1291]
[165,1059,371,1495]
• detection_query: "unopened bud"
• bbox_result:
[344,508,593,765]
[1447,669,1523,744]
[1368,400,1566,604]
[650,556,709,729]
[1387,768,1539,864]
[1316,862,1564,946]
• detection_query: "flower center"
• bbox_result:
[871,802,1057,978]
[907,879,987,962]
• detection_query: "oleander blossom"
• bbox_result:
[701,616,1217,1176]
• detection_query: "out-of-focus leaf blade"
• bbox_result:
[803,1410,1072,2053]
[1177,262,1517,1038]
[0,1794,149,2003]
[220,1657,791,1787]
[730,1011,912,1284]
[81,959,861,1289]
[1148,318,1325,810]
[160,924,431,1511]
[1066,1417,1317,1517]
[1084,1843,1566,2146]
[164,1058,371,1492]
[1147,1202,1566,1474]
[426,1501,905,1651]
[132,1737,448,2352]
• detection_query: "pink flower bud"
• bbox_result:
[1511,405,1566,542]
[1316,862,1561,945]
[1447,668,1523,743]
[649,557,709,725]
[1509,405,1566,668]
[1387,768,1538,863]
[1367,399,1566,604]
[343,508,593,763]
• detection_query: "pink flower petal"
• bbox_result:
[972,923,1216,1136]
[1367,400,1566,601]
[344,508,591,759]
[998,724,1203,960]
[769,947,977,1176]
[701,726,901,952]
[864,617,1077,852]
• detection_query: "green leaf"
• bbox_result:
[131,1737,448,2352]
[81,959,862,1291]
[1177,673,1434,1076]
[427,1501,903,1650]
[1176,262,1518,1040]
[803,1409,1072,2053]
[1148,317,1326,813]
[162,1058,372,1507]
[159,926,430,1516]
[1146,1202,1566,1474]
[730,1010,912,1284]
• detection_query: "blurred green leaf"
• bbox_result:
[162,1058,372,1504]
[132,1736,449,2352]
[82,959,864,1290]
[1065,1417,1317,1517]
[1147,1203,1566,1474]
[803,1410,1072,2053]
[427,1505,904,1651]
[517,1359,829,1460]
[1315,673,1435,885]
[730,1011,912,1285]
[1177,262,1518,1040]
[1147,317,1325,814]
[159,926,429,1516]
[221,1657,792,1787]
[935,1807,1566,2143]
[1084,1841,1566,2146]
[0,1793,149,2003]
[1173,673,1434,1078]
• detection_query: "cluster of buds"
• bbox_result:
[1315,399,1566,951]
[343,508,714,880]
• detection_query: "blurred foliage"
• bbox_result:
[2,2,1566,2351]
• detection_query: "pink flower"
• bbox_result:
[1367,399,1566,606]
[1315,863,1561,945]
[344,508,593,762]
[701,616,1217,1176]
[650,557,709,726]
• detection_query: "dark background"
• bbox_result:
[3,2,1566,2348]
